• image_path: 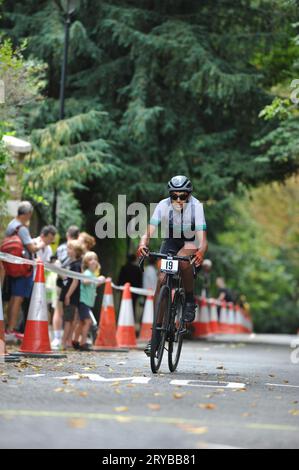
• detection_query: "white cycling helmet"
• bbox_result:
[167,175,193,193]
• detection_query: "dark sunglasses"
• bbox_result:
[170,193,189,201]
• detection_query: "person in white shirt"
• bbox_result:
[34,225,57,263]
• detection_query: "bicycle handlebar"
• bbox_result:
[138,251,198,277]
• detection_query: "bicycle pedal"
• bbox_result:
[179,328,187,335]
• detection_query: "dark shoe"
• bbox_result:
[72,340,80,350]
[79,343,91,351]
[144,341,151,357]
[144,329,162,357]
[183,302,196,323]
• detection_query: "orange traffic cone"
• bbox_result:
[209,298,219,334]
[93,279,128,352]
[116,283,137,348]
[139,291,154,342]
[0,283,20,362]
[227,302,236,334]
[18,261,65,358]
[235,305,243,333]
[192,297,211,338]
[219,301,229,333]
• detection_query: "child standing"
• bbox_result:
[60,240,83,349]
[73,251,105,351]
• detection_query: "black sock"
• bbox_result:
[185,293,194,303]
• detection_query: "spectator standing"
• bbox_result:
[3,202,45,340]
[51,225,80,350]
[142,257,157,292]
[201,259,212,298]
[78,232,96,254]
[118,254,143,315]
[60,240,83,350]
[73,252,105,351]
[216,277,234,318]
[33,225,57,262]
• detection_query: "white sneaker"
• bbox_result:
[51,338,62,350]
[5,332,18,343]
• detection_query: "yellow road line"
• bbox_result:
[0,409,298,433]
[247,423,299,432]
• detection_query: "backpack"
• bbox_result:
[0,225,33,278]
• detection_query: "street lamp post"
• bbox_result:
[53,0,80,224]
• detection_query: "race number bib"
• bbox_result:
[160,258,179,274]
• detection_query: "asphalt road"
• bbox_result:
[0,340,298,449]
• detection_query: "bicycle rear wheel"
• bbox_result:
[168,289,185,372]
[150,285,170,374]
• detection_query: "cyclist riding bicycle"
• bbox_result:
[137,175,208,354]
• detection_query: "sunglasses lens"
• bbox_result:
[171,193,188,201]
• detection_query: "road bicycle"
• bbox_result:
[139,251,197,373]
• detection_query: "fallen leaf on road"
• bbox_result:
[289,409,299,416]
[178,424,208,435]
[114,406,129,412]
[216,365,224,370]
[79,392,88,397]
[198,403,217,410]
[283,380,289,384]
[68,418,87,429]
[54,388,65,393]
[269,374,276,378]
[126,384,136,388]
[147,404,161,411]
[242,412,251,417]
[154,392,164,397]
[114,389,122,394]
[173,392,185,399]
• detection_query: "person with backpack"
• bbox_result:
[1,201,45,340]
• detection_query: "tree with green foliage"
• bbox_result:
[1,0,299,318]
[2,1,297,224]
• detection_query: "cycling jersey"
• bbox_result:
[149,195,207,241]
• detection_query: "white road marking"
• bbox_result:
[25,374,46,378]
[53,373,151,383]
[131,377,151,384]
[266,383,299,389]
[197,442,244,449]
[24,373,245,389]
[170,379,246,389]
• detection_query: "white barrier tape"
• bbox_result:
[111,282,152,297]
[0,252,151,296]
[0,252,35,266]
[43,262,106,286]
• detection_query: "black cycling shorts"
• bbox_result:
[159,238,185,256]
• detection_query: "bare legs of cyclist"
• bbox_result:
[177,244,197,321]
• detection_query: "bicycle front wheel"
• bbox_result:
[168,289,185,372]
[150,285,170,374]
